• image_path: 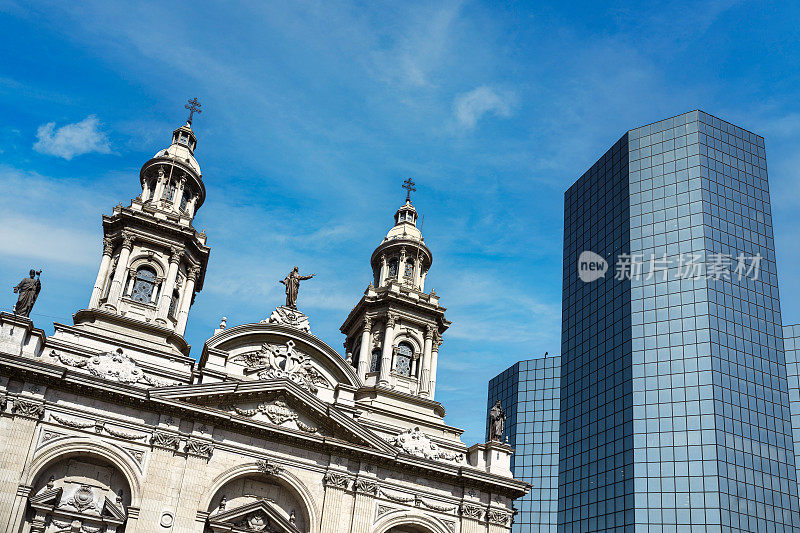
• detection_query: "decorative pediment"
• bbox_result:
[49,348,175,387]
[262,306,310,333]
[208,499,298,533]
[149,380,397,455]
[386,427,465,464]
[231,341,331,394]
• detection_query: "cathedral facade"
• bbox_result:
[0,115,526,533]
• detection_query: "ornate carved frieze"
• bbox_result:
[256,459,285,476]
[185,439,214,458]
[418,499,456,513]
[460,504,483,521]
[381,490,415,504]
[385,427,465,463]
[104,426,148,441]
[50,413,95,429]
[232,341,329,393]
[323,472,351,490]
[354,479,380,496]
[486,509,511,525]
[13,398,44,419]
[151,431,181,450]
[263,305,311,332]
[49,349,175,387]
[227,395,318,434]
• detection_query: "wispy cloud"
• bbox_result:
[33,115,111,160]
[453,86,516,130]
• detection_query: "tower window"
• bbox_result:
[131,267,157,304]
[404,261,414,278]
[168,290,180,318]
[395,342,413,377]
[388,259,399,278]
[163,181,176,201]
[369,349,381,373]
[180,189,191,211]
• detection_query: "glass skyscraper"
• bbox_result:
[784,323,800,505]
[488,354,561,533]
[560,111,799,532]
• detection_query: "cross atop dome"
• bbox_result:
[185,97,202,125]
[402,177,416,203]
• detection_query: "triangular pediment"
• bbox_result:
[29,487,62,507]
[208,499,298,533]
[149,379,397,455]
[101,496,127,522]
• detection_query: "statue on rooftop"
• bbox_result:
[13,269,41,318]
[489,400,506,442]
[280,266,314,310]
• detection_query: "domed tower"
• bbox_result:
[340,180,449,398]
[72,99,210,360]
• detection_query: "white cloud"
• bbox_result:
[33,115,111,160]
[0,215,97,266]
[453,86,515,129]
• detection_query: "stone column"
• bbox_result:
[398,247,407,282]
[89,238,114,308]
[320,473,351,533]
[429,336,441,399]
[152,167,166,201]
[419,325,434,397]
[176,267,199,336]
[141,178,151,201]
[186,194,197,217]
[172,177,185,211]
[172,439,213,533]
[420,269,428,292]
[378,315,396,387]
[0,398,44,530]
[379,254,387,285]
[104,234,134,311]
[156,248,182,324]
[413,257,422,288]
[349,478,379,533]
[357,318,372,380]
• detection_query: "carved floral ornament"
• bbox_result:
[227,395,318,434]
[49,349,175,387]
[232,341,329,394]
[385,427,465,463]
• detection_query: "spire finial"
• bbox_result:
[185,97,202,125]
[402,177,416,202]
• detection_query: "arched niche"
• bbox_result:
[201,463,319,533]
[373,510,452,533]
[25,454,133,533]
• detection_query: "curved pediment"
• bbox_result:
[200,320,360,403]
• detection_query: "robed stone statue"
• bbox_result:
[489,400,506,442]
[280,267,314,310]
[13,269,41,318]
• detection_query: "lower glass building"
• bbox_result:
[785,323,800,506]
[561,111,800,532]
[487,354,561,533]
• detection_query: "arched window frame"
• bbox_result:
[131,266,158,304]
[394,341,414,377]
[126,256,166,305]
[388,258,399,278]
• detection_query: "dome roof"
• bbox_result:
[154,123,201,176]
[385,200,422,241]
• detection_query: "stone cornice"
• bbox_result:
[0,351,528,499]
[354,385,448,419]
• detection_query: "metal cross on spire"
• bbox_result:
[402,177,416,202]
[185,97,202,125]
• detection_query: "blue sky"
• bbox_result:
[1,0,799,446]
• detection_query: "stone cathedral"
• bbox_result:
[0,113,526,533]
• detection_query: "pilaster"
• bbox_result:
[320,471,352,533]
[349,477,379,533]
[379,316,396,387]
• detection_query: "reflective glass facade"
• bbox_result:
[784,324,800,506]
[488,355,561,533]
[561,111,800,532]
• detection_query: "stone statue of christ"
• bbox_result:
[280,266,314,309]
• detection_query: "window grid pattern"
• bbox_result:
[488,355,561,533]
[560,135,633,533]
[628,110,799,532]
[784,323,800,509]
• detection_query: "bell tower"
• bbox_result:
[72,99,210,359]
[340,180,449,399]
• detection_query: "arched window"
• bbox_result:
[180,189,191,211]
[388,258,399,278]
[395,342,413,377]
[369,349,381,373]
[404,261,414,278]
[163,181,176,201]
[131,267,157,304]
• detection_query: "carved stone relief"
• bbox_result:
[227,395,319,434]
[49,349,175,387]
[385,427,465,463]
[231,341,330,393]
